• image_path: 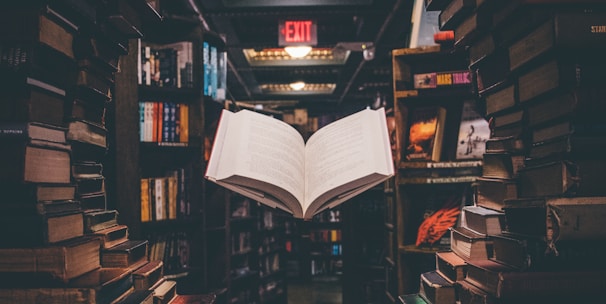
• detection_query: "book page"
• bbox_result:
[304,108,393,213]
[207,110,306,206]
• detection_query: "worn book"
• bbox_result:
[79,191,108,211]
[489,232,606,272]
[404,106,447,162]
[435,251,467,283]
[474,177,518,212]
[527,133,606,164]
[153,279,177,304]
[449,226,491,261]
[460,205,506,236]
[0,121,67,144]
[0,267,133,304]
[508,10,606,72]
[454,279,497,304]
[464,258,606,299]
[67,119,108,161]
[93,224,129,249]
[0,199,81,217]
[1,182,76,202]
[0,140,71,184]
[0,235,101,283]
[0,75,67,127]
[84,209,119,233]
[419,270,456,304]
[503,196,606,243]
[484,136,525,154]
[132,260,164,291]
[205,108,394,220]
[102,239,149,270]
[481,152,525,179]
[526,87,606,128]
[114,289,153,304]
[0,211,83,246]
[517,159,606,197]
[169,293,217,304]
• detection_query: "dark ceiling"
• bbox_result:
[195,0,414,115]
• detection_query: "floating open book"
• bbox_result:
[205,107,394,220]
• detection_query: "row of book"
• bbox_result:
[139,101,190,144]
[202,40,227,102]
[140,169,192,222]
[401,1,606,303]
[139,40,194,89]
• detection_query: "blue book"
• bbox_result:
[210,45,218,100]
[203,41,210,96]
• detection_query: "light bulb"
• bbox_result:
[289,81,306,91]
[284,46,312,58]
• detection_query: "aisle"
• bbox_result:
[287,276,342,304]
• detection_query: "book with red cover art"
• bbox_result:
[405,106,447,162]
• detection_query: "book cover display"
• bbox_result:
[456,100,489,160]
[405,106,446,162]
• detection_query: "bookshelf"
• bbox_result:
[390,45,484,295]
[109,1,210,294]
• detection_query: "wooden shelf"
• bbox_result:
[399,244,441,255]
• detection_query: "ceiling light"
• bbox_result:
[284,46,312,58]
[289,81,306,91]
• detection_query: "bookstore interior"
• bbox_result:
[2,0,606,303]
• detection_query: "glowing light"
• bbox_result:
[289,81,306,90]
[284,46,312,58]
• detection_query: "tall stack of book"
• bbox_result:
[398,1,606,304]
[0,2,150,303]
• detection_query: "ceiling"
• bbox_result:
[194,0,414,115]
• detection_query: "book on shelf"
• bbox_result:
[83,209,119,233]
[0,235,101,283]
[502,196,606,243]
[474,177,518,212]
[449,226,491,261]
[526,87,606,128]
[75,59,114,102]
[102,239,149,270]
[66,119,108,159]
[464,258,606,300]
[0,211,83,246]
[527,133,606,163]
[454,279,495,304]
[0,267,134,304]
[133,260,164,291]
[489,232,606,272]
[74,175,105,196]
[517,159,606,197]
[205,107,394,220]
[0,140,71,184]
[93,224,129,249]
[484,135,525,154]
[0,182,75,203]
[0,199,81,217]
[456,100,490,160]
[460,205,505,236]
[72,160,104,178]
[66,97,107,127]
[419,270,456,304]
[435,250,467,283]
[473,50,511,96]
[404,105,446,162]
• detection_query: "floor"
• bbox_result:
[287,275,342,304]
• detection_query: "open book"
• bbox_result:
[205,107,395,220]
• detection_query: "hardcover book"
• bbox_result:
[474,177,518,212]
[205,108,394,220]
[93,224,129,249]
[84,209,119,233]
[169,294,217,304]
[0,141,71,184]
[405,106,446,162]
[464,258,606,299]
[435,251,467,283]
[517,160,606,197]
[0,211,83,246]
[397,293,428,304]
[0,235,101,283]
[132,260,164,291]
[0,267,133,304]
[449,226,491,261]
[153,279,177,304]
[419,270,456,304]
[102,239,149,270]
[460,205,506,236]
[503,196,606,243]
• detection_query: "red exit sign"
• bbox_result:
[279,19,317,46]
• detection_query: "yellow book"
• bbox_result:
[179,104,188,143]
[140,178,151,222]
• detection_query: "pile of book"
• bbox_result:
[0,2,216,303]
[399,1,606,304]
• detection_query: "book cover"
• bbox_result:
[405,106,447,162]
[102,239,149,269]
[203,41,210,96]
[449,226,491,261]
[83,209,119,233]
[474,177,518,212]
[456,100,489,160]
[0,121,67,144]
[0,141,71,184]
[133,260,164,291]
[460,205,506,236]
[435,251,467,283]
[93,224,129,249]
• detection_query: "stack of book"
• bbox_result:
[399,1,606,304]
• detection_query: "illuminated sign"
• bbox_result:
[279,19,317,46]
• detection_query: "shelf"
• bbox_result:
[398,175,479,184]
[398,244,441,255]
[398,160,482,169]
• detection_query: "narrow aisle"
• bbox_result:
[287,276,342,304]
